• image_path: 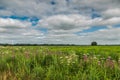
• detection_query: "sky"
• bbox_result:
[0,0,120,45]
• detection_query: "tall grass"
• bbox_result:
[0,46,120,80]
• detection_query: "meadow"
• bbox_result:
[0,46,120,80]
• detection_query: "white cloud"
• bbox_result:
[0,0,120,44]
[0,0,118,17]
[86,27,120,44]
[0,18,44,43]
[41,27,120,45]
[35,14,120,44]
[0,27,6,32]
[92,17,120,26]
[38,14,120,31]
[0,18,31,27]
[0,0,54,18]
[38,14,91,31]
[102,8,120,18]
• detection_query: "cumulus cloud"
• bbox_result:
[0,0,120,44]
[38,14,91,30]
[85,27,120,44]
[41,27,120,45]
[92,17,120,26]
[0,0,53,17]
[0,0,120,17]
[0,18,44,44]
[35,13,120,44]
[0,18,31,27]
[37,14,120,31]
[102,8,120,18]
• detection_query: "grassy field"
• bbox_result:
[0,46,120,80]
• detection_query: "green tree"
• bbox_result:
[91,41,97,46]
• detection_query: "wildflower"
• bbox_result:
[100,57,105,60]
[118,59,120,66]
[96,55,100,57]
[87,53,90,55]
[65,56,69,59]
[98,61,101,66]
[24,52,30,58]
[60,57,63,59]
[105,56,114,68]
[68,57,72,61]
[118,59,120,62]
[60,61,63,64]
[67,60,71,64]
[108,56,111,60]
[93,56,97,60]
[83,54,88,62]
[67,63,70,66]
[72,62,75,64]
[118,59,120,63]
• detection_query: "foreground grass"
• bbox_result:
[0,46,120,80]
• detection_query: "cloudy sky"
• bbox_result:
[0,0,120,45]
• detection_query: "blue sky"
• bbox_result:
[0,0,120,44]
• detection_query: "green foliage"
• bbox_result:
[0,46,120,80]
[91,41,97,46]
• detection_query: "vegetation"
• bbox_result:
[0,46,120,80]
[91,41,97,46]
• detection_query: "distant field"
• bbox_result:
[0,46,120,80]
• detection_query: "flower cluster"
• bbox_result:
[60,53,78,65]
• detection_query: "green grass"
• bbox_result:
[0,46,120,80]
